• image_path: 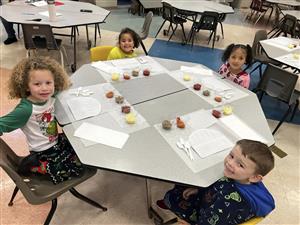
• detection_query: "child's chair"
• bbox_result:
[240,217,264,225]
[90,45,114,62]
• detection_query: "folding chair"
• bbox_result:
[253,64,300,135]
[0,137,107,225]
[249,30,280,79]
[188,11,219,49]
[155,2,187,43]
[269,14,298,38]
[245,0,271,25]
[21,24,69,67]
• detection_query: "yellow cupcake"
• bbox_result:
[125,113,136,124]
[111,73,120,81]
[183,74,191,81]
[293,53,300,60]
[223,105,233,115]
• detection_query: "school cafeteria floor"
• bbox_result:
[0,5,299,225]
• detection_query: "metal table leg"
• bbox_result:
[145,179,177,225]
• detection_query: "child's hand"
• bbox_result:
[177,218,191,225]
[183,188,198,200]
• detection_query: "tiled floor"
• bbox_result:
[0,6,299,225]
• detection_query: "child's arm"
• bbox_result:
[0,100,32,135]
[242,73,250,89]
[183,188,199,200]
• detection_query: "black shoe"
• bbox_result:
[4,37,17,45]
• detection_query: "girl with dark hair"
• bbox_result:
[107,27,140,60]
[218,44,253,89]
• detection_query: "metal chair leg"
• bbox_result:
[272,106,292,135]
[289,100,299,122]
[8,186,19,206]
[155,20,167,38]
[69,188,107,211]
[140,40,148,55]
[44,199,57,225]
[168,24,177,41]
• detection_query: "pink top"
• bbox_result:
[218,63,250,89]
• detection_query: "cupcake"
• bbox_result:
[121,105,131,114]
[105,91,114,98]
[143,69,150,76]
[115,95,124,104]
[132,68,140,77]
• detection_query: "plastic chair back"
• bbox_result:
[140,11,153,40]
[196,11,219,31]
[252,30,268,58]
[256,64,298,104]
[279,14,297,37]
[250,0,266,12]
[90,45,114,62]
[22,24,59,50]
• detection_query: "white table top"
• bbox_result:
[281,10,300,20]
[162,0,234,14]
[266,0,300,7]
[260,37,300,70]
[139,0,162,9]
[0,0,110,27]
[59,57,274,187]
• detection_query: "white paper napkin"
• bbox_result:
[67,97,101,121]
[74,122,129,149]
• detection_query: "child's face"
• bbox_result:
[27,69,55,103]
[228,48,246,72]
[224,145,261,184]
[119,33,134,54]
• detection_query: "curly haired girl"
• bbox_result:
[0,57,83,184]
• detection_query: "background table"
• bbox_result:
[260,37,300,71]
[162,0,234,14]
[0,0,110,71]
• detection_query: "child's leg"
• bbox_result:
[163,185,202,224]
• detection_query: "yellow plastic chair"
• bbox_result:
[90,45,114,62]
[240,217,264,225]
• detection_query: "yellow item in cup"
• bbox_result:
[293,53,300,60]
[183,74,191,81]
[223,105,233,115]
[111,73,120,81]
[125,113,136,124]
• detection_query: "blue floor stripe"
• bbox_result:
[149,39,223,71]
[149,39,300,125]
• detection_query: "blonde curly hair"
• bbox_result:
[8,57,71,99]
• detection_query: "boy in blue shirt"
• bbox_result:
[157,139,275,225]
